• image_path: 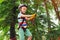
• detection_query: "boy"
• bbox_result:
[18,4,36,40]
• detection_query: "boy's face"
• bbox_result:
[20,6,27,14]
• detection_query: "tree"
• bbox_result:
[51,0,60,21]
[0,0,18,40]
[0,0,59,40]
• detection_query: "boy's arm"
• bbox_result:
[18,15,32,19]
[21,15,32,18]
[18,14,36,20]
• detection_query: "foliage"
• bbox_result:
[0,0,60,40]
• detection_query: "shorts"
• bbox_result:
[18,28,32,40]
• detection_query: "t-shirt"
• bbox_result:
[18,12,27,27]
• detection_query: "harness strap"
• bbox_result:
[18,18,25,29]
[22,27,26,32]
[18,18,27,32]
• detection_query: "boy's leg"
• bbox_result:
[18,28,25,40]
[25,29,32,40]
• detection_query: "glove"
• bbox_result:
[29,14,36,20]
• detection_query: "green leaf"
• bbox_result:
[0,0,4,3]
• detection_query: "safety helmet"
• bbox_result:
[18,4,27,10]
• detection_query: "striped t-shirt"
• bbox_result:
[18,12,27,27]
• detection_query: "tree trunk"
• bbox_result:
[10,23,16,40]
[51,0,60,20]
[10,6,17,40]
[44,0,51,32]
[44,0,51,40]
[10,0,17,40]
[58,36,60,40]
[51,0,60,40]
